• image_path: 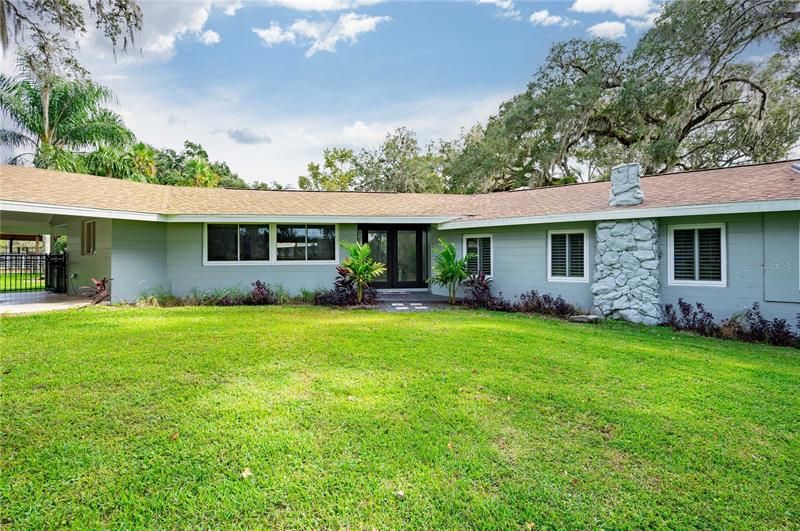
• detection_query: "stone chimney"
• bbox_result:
[608,163,643,207]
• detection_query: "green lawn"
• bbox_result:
[0,272,44,292]
[1,307,798,528]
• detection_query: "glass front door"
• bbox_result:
[359,225,426,288]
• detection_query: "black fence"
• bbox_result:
[0,253,67,293]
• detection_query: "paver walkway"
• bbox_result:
[377,291,452,312]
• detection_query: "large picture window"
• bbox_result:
[277,224,336,262]
[206,223,270,263]
[668,223,726,286]
[463,235,492,277]
[548,229,588,282]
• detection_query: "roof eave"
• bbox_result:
[436,199,800,230]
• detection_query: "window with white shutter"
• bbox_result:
[464,235,492,277]
[668,224,726,287]
[548,230,588,282]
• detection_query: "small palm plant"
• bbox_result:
[430,238,474,304]
[340,241,386,305]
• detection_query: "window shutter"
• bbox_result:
[697,228,721,281]
[478,237,491,276]
[567,233,584,277]
[550,233,567,277]
[673,229,695,280]
[466,238,479,275]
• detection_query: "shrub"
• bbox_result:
[515,290,578,318]
[665,299,798,348]
[248,280,278,305]
[462,273,513,311]
[664,298,719,337]
[315,266,378,306]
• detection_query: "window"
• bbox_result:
[463,235,492,277]
[548,229,588,282]
[277,224,336,262]
[81,220,96,255]
[668,223,726,286]
[206,223,270,263]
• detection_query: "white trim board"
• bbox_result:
[437,199,800,230]
[462,233,494,278]
[666,222,728,288]
[3,198,798,228]
[546,228,589,283]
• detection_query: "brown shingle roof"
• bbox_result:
[1,160,798,222]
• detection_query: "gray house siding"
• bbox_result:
[64,217,112,295]
[658,213,800,323]
[432,222,596,310]
[763,212,800,304]
[111,220,168,302]
[164,223,357,298]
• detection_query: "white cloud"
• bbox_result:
[200,30,221,45]
[102,70,512,186]
[253,22,296,45]
[529,9,577,27]
[476,0,521,19]
[266,0,383,9]
[571,0,651,18]
[341,120,386,146]
[626,10,660,30]
[587,21,626,39]
[253,13,390,57]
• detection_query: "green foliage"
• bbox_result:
[0,67,134,166]
[51,235,67,254]
[340,241,386,304]
[1,0,142,79]
[356,127,445,193]
[298,128,446,193]
[441,0,800,190]
[298,147,358,191]
[429,238,473,304]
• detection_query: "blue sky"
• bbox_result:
[74,0,658,185]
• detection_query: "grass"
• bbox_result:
[0,272,44,292]
[1,306,798,528]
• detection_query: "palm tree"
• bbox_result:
[0,70,134,166]
[340,241,386,304]
[184,158,221,188]
[430,238,474,304]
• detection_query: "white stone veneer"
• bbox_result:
[592,219,662,325]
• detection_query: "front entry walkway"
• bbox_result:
[0,292,91,315]
[377,290,451,312]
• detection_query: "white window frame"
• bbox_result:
[202,223,339,266]
[462,234,493,278]
[547,228,589,283]
[81,219,96,256]
[667,222,727,288]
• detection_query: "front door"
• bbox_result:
[359,225,426,289]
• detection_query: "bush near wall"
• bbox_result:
[664,299,799,348]
[462,273,582,318]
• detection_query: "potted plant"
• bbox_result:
[340,241,386,305]
[429,238,473,304]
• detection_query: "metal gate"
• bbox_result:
[0,253,67,293]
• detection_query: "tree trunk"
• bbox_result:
[357,284,363,305]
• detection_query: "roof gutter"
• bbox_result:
[0,201,460,225]
[436,199,800,230]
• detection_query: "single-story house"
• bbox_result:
[1,160,798,324]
